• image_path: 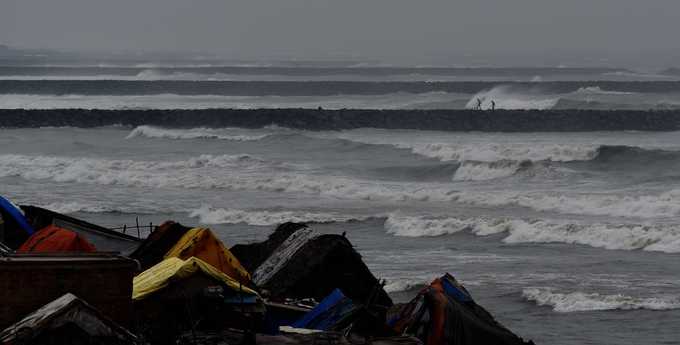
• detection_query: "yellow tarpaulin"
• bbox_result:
[164,227,251,285]
[133,256,258,301]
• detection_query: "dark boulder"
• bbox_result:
[230,222,308,272]
[235,224,392,309]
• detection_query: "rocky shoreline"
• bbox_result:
[2,108,680,132]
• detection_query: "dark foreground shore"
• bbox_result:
[0,205,534,345]
[2,108,680,131]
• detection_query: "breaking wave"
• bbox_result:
[329,128,680,165]
[333,138,680,182]
[384,279,429,293]
[117,127,680,183]
[384,213,680,253]
[386,141,680,170]
[384,213,511,237]
[125,127,679,169]
[336,133,680,180]
[103,127,680,184]
[416,142,594,162]
[188,205,372,226]
[37,201,160,215]
[573,86,634,95]
[462,84,673,110]
[126,126,271,141]
[452,189,680,219]
[0,153,285,188]
[0,153,457,201]
[6,152,680,220]
[522,288,680,312]
[465,85,559,110]
[452,160,533,181]
[339,139,603,163]
[592,145,680,163]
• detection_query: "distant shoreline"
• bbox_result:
[2,108,680,132]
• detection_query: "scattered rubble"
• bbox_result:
[0,198,534,344]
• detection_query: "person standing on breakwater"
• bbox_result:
[491,100,496,111]
[476,98,482,110]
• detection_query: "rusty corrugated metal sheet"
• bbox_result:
[0,253,137,329]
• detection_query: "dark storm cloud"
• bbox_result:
[1,0,679,66]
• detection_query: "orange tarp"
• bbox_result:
[18,224,97,253]
[164,227,251,285]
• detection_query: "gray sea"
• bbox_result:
[1,61,679,345]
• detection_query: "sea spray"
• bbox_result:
[522,287,680,312]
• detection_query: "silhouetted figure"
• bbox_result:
[476,98,482,110]
[491,100,496,111]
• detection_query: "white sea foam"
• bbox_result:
[452,160,528,181]
[0,153,458,202]
[452,190,680,219]
[36,201,162,215]
[0,153,278,189]
[384,278,429,293]
[331,133,601,179]
[7,153,680,223]
[384,213,510,237]
[463,85,649,110]
[522,287,680,312]
[384,213,680,253]
[326,133,604,163]
[602,71,676,80]
[407,142,601,162]
[126,126,270,141]
[188,205,370,226]
[38,201,124,214]
[574,86,634,95]
[465,85,559,110]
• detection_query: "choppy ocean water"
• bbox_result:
[1,62,679,344]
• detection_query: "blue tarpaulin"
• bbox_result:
[291,288,356,331]
[441,274,472,303]
[0,196,34,236]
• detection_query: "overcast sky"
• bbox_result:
[2,0,679,67]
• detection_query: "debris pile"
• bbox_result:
[0,196,534,345]
[248,225,392,307]
[389,274,534,345]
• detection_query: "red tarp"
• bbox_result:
[18,225,97,253]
